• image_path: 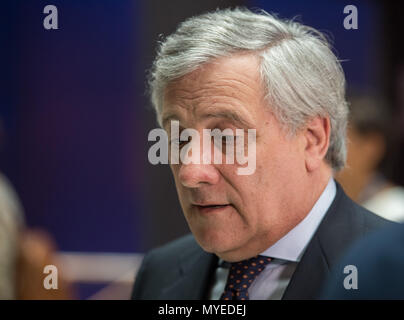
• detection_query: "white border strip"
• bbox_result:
[56,252,144,283]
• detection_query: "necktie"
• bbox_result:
[220,255,272,300]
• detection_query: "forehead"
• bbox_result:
[162,54,265,128]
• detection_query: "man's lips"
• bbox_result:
[192,203,232,214]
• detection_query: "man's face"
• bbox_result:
[162,54,310,261]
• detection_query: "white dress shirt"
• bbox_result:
[208,178,337,300]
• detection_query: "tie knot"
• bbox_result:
[220,255,272,300]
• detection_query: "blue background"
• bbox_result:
[1,0,402,299]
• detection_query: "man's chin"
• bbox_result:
[193,232,232,253]
[192,232,246,261]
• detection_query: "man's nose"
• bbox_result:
[176,130,221,188]
[178,162,220,188]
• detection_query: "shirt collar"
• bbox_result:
[259,178,336,262]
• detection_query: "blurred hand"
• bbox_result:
[16,229,74,300]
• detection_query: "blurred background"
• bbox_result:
[1,0,403,299]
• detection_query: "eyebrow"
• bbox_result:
[201,111,253,128]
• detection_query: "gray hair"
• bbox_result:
[149,7,348,171]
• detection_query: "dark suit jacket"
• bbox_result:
[321,222,404,299]
[131,183,394,300]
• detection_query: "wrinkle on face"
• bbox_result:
[162,53,265,132]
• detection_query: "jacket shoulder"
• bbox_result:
[282,182,398,299]
[341,190,396,231]
[317,182,397,266]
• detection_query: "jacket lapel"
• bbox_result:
[282,233,330,299]
[158,244,218,299]
[282,182,362,299]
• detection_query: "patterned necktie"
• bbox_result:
[220,255,272,300]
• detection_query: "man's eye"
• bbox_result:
[171,137,190,147]
[211,135,236,153]
[170,139,181,147]
[221,136,234,143]
[217,134,236,141]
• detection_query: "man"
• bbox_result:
[132,8,394,300]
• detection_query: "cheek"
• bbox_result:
[220,168,262,229]
[255,140,290,184]
[263,134,304,173]
[250,137,305,215]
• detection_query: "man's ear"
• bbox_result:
[303,116,331,172]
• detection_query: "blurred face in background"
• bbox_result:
[336,125,386,201]
[162,54,327,262]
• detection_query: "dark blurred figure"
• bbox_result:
[321,222,404,299]
[336,94,404,222]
